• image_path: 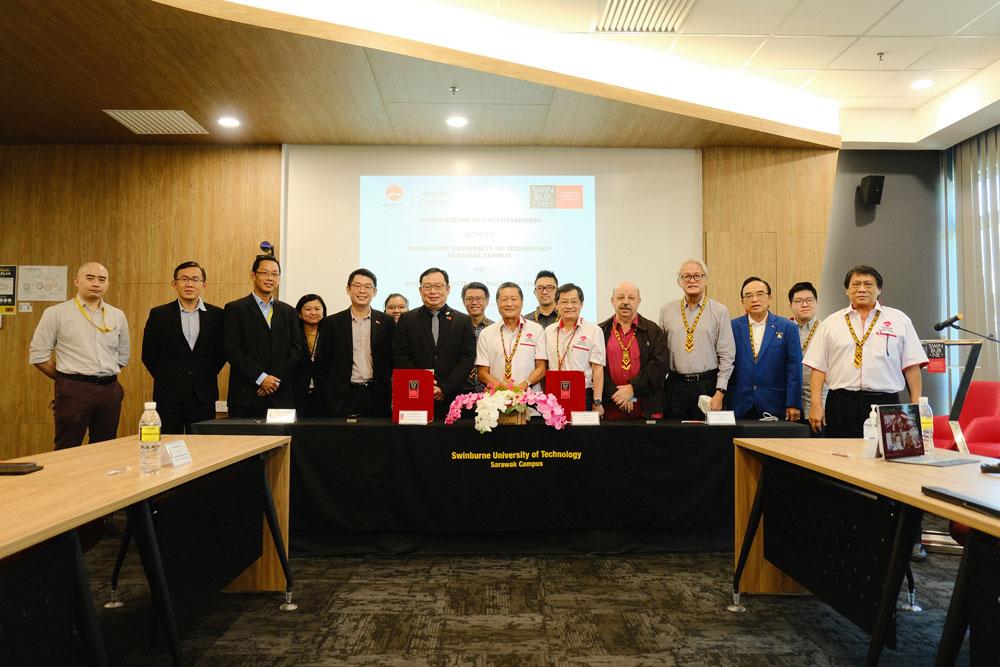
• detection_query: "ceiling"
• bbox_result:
[6,0,1000,149]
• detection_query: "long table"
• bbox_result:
[193,418,807,555]
[0,433,291,666]
[733,437,1000,666]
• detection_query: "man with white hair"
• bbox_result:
[658,259,735,420]
[29,261,130,449]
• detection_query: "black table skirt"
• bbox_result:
[191,418,808,556]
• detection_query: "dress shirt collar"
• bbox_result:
[177,297,206,312]
[252,291,273,308]
[613,314,640,332]
[682,295,707,311]
[350,308,372,323]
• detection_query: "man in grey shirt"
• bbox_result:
[29,261,130,449]
[658,259,735,420]
[788,281,827,437]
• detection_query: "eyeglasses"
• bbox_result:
[791,297,817,306]
[255,271,280,278]
[176,276,203,284]
[535,285,557,293]
[349,282,375,292]
[463,296,486,304]
[420,283,447,292]
[557,299,581,307]
[742,291,769,301]
[679,273,705,282]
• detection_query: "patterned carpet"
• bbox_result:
[84,517,970,666]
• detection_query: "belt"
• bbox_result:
[58,372,117,385]
[668,369,718,383]
[830,388,896,397]
[349,381,373,389]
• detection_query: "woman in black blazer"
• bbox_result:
[294,293,328,417]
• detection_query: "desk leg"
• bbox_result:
[732,465,766,600]
[127,499,184,667]
[71,529,108,667]
[866,504,923,667]
[935,529,972,667]
[261,461,294,604]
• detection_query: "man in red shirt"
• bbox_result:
[599,282,668,419]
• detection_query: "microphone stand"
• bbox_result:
[947,322,1000,344]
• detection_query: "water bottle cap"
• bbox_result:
[919,396,929,403]
[144,401,156,410]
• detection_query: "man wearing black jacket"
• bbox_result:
[142,261,226,433]
[392,267,476,418]
[223,255,303,418]
[315,268,395,417]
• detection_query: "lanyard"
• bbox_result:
[75,297,112,332]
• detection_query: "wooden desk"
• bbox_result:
[0,433,291,665]
[734,437,1000,666]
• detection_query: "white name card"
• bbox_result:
[266,408,297,424]
[706,411,736,425]
[399,410,429,425]
[215,400,228,413]
[571,411,601,426]
[163,440,193,467]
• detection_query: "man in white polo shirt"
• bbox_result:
[802,265,927,437]
[544,283,605,414]
[476,282,547,391]
[29,261,130,449]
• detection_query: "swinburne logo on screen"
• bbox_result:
[530,185,584,209]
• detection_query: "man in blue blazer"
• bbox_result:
[728,277,802,421]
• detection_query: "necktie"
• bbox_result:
[431,309,440,346]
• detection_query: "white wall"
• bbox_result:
[283,145,702,323]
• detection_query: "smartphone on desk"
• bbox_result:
[0,462,44,475]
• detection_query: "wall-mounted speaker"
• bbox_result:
[858,175,884,206]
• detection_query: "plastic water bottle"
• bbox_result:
[862,405,879,458]
[918,397,934,455]
[139,401,162,475]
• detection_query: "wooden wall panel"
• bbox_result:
[703,148,839,319]
[0,145,281,459]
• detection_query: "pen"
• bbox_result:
[828,450,853,458]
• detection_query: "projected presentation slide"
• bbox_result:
[360,175,597,322]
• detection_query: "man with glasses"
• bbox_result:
[528,270,559,329]
[461,281,492,394]
[658,259,735,419]
[392,267,476,417]
[315,269,394,417]
[223,254,303,418]
[546,283,605,413]
[141,261,226,433]
[788,281,827,435]
[802,265,927,437]
[727,277,802,421]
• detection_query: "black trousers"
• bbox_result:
[825,388,899,438]
[158,400,217,435]
[336,384,380,418]
[665,372,717,420]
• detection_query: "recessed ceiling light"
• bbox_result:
[910,79,934,90]
[218,116,241,128]
[446,116,468,128]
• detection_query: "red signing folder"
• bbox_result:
[393,369,435,423]
[545,370,586,417]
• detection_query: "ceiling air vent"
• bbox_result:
[592,0,698,33]
[103,109,209,135]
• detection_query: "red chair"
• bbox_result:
[932,381,1000,450]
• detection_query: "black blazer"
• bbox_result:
[599,313,669,415]
[314,307,395,416]
[391,304,476,410]
[141,300,226,405]
[223,294,304,409]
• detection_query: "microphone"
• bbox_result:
[934,314,963,331]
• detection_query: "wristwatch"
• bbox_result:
[593,399,603,406]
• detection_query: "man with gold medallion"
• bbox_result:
[475,282,547,391]
[544,283,606,414]
[658,259,735,420]
[600,282,668,419]
[802,265,927,437]
[727,277,801,421]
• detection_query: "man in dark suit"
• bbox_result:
[142,261,226,433]
[728,277,802,421]
[392,267,476,418]
[315,268,395,417]
[223,254,303,419]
